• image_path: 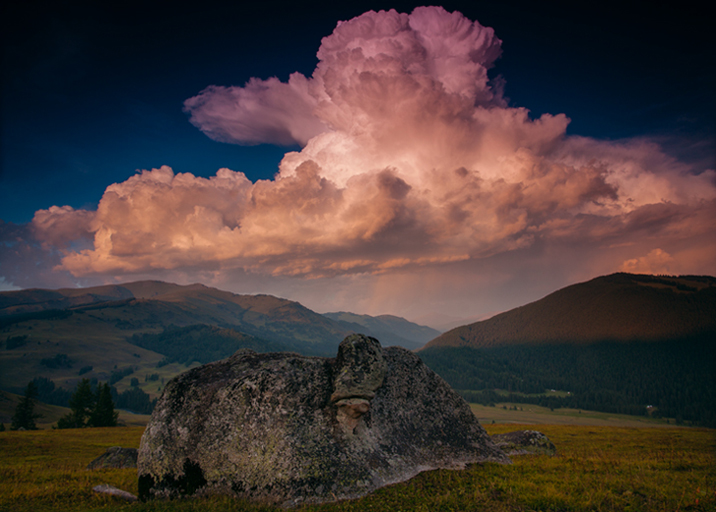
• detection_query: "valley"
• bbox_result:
[1,272,714,427]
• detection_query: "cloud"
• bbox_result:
[184,74,329,146]
[620,249,675,275]
[0,220,79,290]
[16,6,716,312]
[32,205,95,248]
[0,276,21,292]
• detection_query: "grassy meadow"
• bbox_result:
[1,417,713,512]
[470,403,684,428]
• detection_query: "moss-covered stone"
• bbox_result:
[490,430,557,456]
[138,335,510,506]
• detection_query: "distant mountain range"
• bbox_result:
[0,281,434,399]
[424,273,716,349]
[323,312,440,350]
[0,281,348,353]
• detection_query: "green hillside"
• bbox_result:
[418,273,716,427]
[1,282,349,351]
[128,324,290,365]
[424,273,716,349]
[0,282,351,402]
[420,337,715,426]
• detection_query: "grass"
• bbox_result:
[471,402,682,428]
[1,423,713,512]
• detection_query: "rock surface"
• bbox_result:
[92,484,138,501]
[490,430,556,456]
[87,447,138,470]
[138,334,510,505]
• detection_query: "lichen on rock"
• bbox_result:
[138,334,510,506]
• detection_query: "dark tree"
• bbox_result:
[88,383,118,427]
[11,382,41,430]
[57,378,94,428]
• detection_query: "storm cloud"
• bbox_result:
[14,6,716,317]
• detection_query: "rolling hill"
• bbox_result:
[424,273,716,349]
[1,282,350,402]
[0,281,434,406]
[418,273,716,427]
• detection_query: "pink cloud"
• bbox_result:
[620,249,675,274]
[32,205,95,248]
[184,74,329,146]
[21,6,716,314]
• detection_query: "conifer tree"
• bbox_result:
[57,378,94,428]
[88,383,118,427]
[11,381,41,430]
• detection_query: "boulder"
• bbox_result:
[138,334,509,505]
[92,484,138,501]
[87,447,138,470]
[490,430,556,456]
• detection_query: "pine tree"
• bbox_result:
[11,381,41,430]
[57,378,95,428]
[88,383,118,427]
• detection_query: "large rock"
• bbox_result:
[138,334,510,506]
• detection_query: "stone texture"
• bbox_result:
[86,447,138,469]
[92,484,138,501]
[490,430,556,456]
[138,334,510,506]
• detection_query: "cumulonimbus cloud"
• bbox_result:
[31,6,716,280]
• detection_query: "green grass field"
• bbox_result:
[471,402,683,428]
[1,422,713,512]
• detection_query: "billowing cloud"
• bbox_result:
[184,74,329,146]
[17,6,716,316]
[620,249,675,275]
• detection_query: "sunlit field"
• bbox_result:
[1,421,713,512]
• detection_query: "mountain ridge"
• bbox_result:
[423,273,716,349]
[323,311,440,350]
[0,281,436,398]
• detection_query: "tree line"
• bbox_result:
[29,375,157,415]
[420,335,715,427]
[8,378,118,430]
[5,376,159,431]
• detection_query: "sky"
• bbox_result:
[1,0,714,324]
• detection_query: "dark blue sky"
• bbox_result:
[2,0,713,224]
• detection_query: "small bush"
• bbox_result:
[40,353,73,369]
[5,335,29,350]
[78,365,93,375]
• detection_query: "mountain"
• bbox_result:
[322,312,440,350]
[0,281,183,316]
[418,273,716,427]
[0,281,349,352]
[0,281,354,400]
[424,273,716,349]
